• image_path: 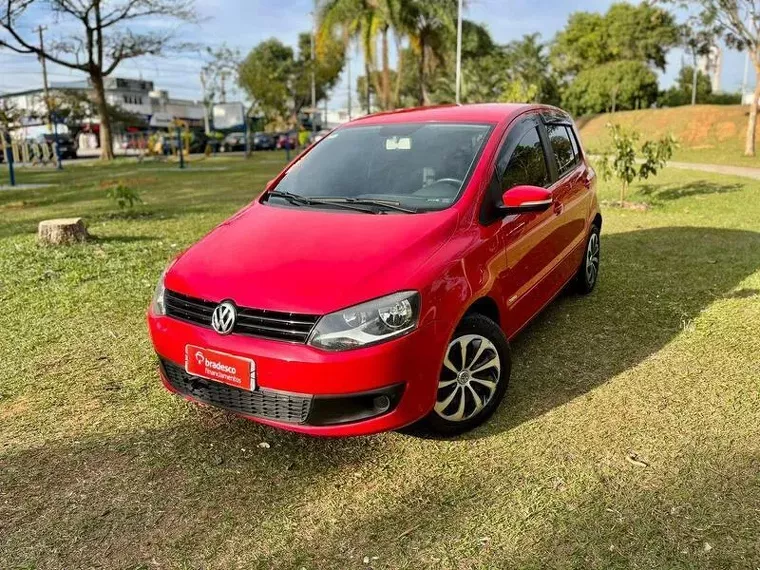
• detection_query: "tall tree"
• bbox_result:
[238,35,344,126]
[503,34,559,105]
[551,2,679,78]
[670,1,760,155]
[396,0,457,106]
[0,0,197,160]
[318,0,379,112]
[201,45,242,133]
[561,60,659,115]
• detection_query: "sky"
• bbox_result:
[0,0,755,110]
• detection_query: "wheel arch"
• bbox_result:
[462,295,501,329]
[592,212,602,232]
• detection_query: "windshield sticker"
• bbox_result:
[385,136,412,150]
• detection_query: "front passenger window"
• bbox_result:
[501,127,549,191]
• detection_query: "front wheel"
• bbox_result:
[418,314,511,436]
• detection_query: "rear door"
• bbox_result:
[541,120,592,283]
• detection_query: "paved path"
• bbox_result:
[666,160,760,181]
[590,155,760,181]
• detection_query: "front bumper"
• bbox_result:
[148,312,448,436]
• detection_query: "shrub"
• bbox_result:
[597,123,676,205]
[105,183,142,209]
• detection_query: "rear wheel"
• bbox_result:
[419,314,511,435]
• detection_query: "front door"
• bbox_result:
[492,117,563,339]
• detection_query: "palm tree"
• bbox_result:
[320,0,406,112]
[396,0,457,106]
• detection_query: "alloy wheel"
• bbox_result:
[586,232,600,287]
[434,334,501,422]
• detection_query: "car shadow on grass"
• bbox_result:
[0,411,382,568]
[464,226,760,439]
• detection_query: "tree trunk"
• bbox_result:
[381,27,391,110]
[418,37,427,106]
[744,61,760,157]
[365,61,372,113]
[91,72,114,161]
[393,41,403,108]
[620,180,627,207]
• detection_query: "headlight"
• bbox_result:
[308,291,420,351]
[150,269,168,316]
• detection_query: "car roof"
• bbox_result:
[345,103,560,126]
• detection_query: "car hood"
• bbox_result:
[165,201,459,314]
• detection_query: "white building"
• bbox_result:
[0,76,206,139]
[323,108,369,129]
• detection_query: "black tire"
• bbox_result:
[575,224,600,294]
[416,314,511,436]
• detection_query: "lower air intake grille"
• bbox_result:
[160,358,312,424]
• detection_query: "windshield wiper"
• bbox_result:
[311,196,418,214]
[267,190,378,214]
[266,190,305,205]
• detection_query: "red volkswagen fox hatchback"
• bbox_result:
[148,104,601,436]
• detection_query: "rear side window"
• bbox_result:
[501,127,549,191]
[567,126,581,159]
[546,124,579,176]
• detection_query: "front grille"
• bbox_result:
[164,290,320,343]
[161,359,312,424]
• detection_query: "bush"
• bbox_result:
[597,123,676,205]
[105,183,142,209]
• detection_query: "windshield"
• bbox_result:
[269,123,492,212]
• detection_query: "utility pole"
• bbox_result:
[691,52,698,106]
[36,25,51,130]
[220,71,227,104]
[199,70,211,135]
[455,0,463,104]
[347,55,352,121]
[310,7,317,132]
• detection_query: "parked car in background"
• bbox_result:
[220,132,247,152]
[253,132,276,151]
[148,103,601,437]
[35,133,77,159]
[275,130,298,150]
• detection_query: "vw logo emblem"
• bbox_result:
[211,301,237,335]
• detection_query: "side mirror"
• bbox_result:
[499,185,552,215]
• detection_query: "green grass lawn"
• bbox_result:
[1,155,759,569]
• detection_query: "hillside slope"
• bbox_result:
[577,105,760,167]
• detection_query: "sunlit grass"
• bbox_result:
[1,156,759,569]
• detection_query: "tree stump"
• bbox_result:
[38,218,88,245]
